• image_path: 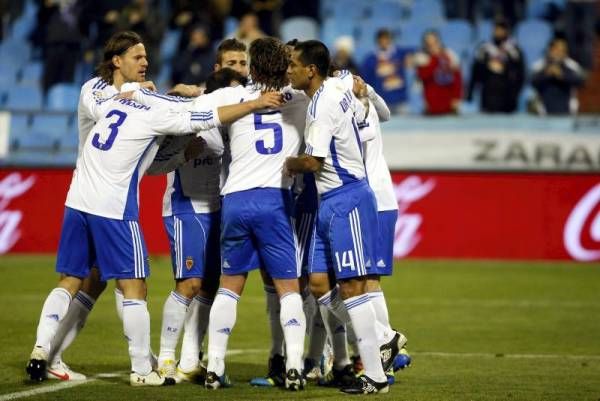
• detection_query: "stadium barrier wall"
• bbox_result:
[0,168,598,262]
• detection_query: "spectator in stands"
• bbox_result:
[332,36,359,75]
[467,19,525,113]
[230,12,266,48]
[531,37,585,115]
[361,28,414,114]
[171,24,215,85]
[414,30,462,115]
[170,0,228,47]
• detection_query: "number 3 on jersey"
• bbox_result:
[92,109,128,151]
[254,111,282,155]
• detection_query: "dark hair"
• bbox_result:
[421,29,441,48]
[376,28,392,40]
[95,31,143,84]
[248,37,289,91]
[293,40,330,78]
[216,38,247,64]
[286,38,299,47]
[204,68,248,94]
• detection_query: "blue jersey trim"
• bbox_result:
[329,137,358,185]
[123,139,156,220]
[170,170,195,214]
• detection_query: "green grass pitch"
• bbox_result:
[1,255,599,401]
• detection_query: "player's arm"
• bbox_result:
[130,88,195,112]
[285,154,323,175]
[365,82,390,122]
[147,136,205,175]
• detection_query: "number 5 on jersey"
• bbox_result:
[254,111,282,155]
[92,109,128,151]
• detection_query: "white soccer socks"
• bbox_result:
[207,288,239,376]
[122,299,152,375]
[279,292,306,372]
[114,288,124,321]
[35,287,72,354]
[343,294,387,383]
[49,291,95,364]
[369,290,392,330]
[158,291,191,364]
[319,304,351,370]
[179,295,212,372]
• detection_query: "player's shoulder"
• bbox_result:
[82,77,110,92]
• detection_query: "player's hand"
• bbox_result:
[116,91,134,99]
[255,91,283,109]
[283,157,296,177]
[168,83,201,97]
[139,81,157,92]
[352,75,368,98]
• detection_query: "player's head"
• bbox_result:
[215,38,249,77]
[248,37,290,91]
[287,40,330,91]
[205,68,248,94]
[548,37,568,61]
[96,31,147,85]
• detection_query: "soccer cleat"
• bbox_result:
[285,368,306,391]
[175,361,207,384]
[26,347,48,382]
[340,375,390,395]
[303,358,321,382]
[158,359,176,379]
[386,367,395,385]
[380,331,407,372]
[394,348,412,371]
[249,354,286,387]
[47,360,86,381]
[318,364,356,387]
[205,371,231,389]
[130,370,176,386]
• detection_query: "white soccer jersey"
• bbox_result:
[133,85,309,195]
[304,77,366,194]
[360,102,398,211]
[160,127,227,215]
[65,96,220,220]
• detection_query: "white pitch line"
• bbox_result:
[0,378,97,401]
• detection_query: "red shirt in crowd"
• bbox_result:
[416,49,463,115]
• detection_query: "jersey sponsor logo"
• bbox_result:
[186,256,194,270]
[0,173,35,254]
[564,183,600,261]
[393,176,435,258]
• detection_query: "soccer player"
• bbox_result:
[25,82,282,386]
[285,40,403,394]
[150,38,251,384]
[43,31,157,381]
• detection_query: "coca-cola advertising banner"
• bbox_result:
[0,169,599,262]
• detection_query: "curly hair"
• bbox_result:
[248,37,289,91]
[95,31,143,84]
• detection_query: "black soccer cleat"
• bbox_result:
[319,364,356,388]
[340,375,389,395]
[26,358,48,382]
[380,331,407,372]
[284,368,306,391]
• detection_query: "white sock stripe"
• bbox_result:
[174,217,181,279]
[217,288,240,301]
[74,292,94,310]
[317,291,333,306]
[344,294,370,310]
[368,291,384,298]
[353,209,366,275]
[280,292,298,301]
[171,291,191,306]
[178,218,183,279]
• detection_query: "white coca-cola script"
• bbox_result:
[393,176,435,258]
[564,183,600,262]
[0,173,36,253]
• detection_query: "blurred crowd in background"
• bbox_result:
[0,0,599,117]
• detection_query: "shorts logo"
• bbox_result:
[185,256,194,270]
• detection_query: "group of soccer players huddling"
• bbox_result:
[25,29,409,395]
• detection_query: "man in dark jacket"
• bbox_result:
[531,37,585,115]
[467,19,525,113]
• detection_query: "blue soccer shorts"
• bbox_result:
[163,211,221,282]
[309,180,378,280]
[374,210,398,276]
[221,188,299,280]
[56,207,149,281]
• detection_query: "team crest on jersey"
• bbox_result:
[186,256,194,270]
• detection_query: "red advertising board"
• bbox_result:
[1,169,599,261]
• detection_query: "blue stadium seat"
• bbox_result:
[369,0,405,21]
[281,17,320,42]
[58,125,79,152]
[46,83,80,112]
[439,20,474,57]
[224,17,238,37]
[409,0,445,27]
[19,62,43,86]
[160,29,182,62]
[31,114,70,138]
[8,114,31,149]
[320,17,356,49]
[476,20,493,43]
[397,22,430,48]
[516,20,552,51]
[0,62,19,90]
[331,0,367,21]
[8,0,38,40]
[0,39,32,67]
[526,0,566,19]
[5,86,43,110]
[12,131,57,152]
